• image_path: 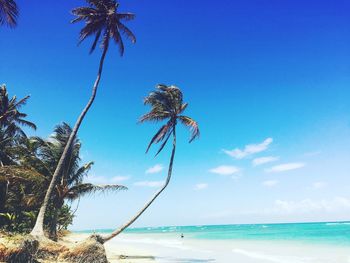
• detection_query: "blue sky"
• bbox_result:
[1,0,350,230]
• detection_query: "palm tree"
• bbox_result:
[0,0,19,27]
[0,85,36,166]
[25,123,127,240]
[31,0,136,238]
[102,84,199,242]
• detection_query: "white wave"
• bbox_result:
[119,237,190,250]
[326,222,350,226]
[232,248,313,263]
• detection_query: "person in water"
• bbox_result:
[181,233,184,238]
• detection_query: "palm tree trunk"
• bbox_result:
[30,46,109,239]
[102,128,177,243]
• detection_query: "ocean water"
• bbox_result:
[76,221,350,246]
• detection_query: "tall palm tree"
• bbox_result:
[24,123,127,240]
[0,85,36,166]
[31,0,136,238]
[0,0,18,27]
[102,84,199,243]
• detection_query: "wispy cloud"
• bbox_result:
[253,156,279,166]
[134,180,164,188]
[223,138,273,159]
[272,197,350,214]
[204,197,350,220]
[194,183,208,190]
[209,165,240,176]
[145,164,163,174]
[262,180,278,187]
[265,162,305,173]
[312,181,327,189]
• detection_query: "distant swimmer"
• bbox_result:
[181,233,184,238]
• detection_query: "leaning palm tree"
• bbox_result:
[102,84,199,242]
[0,0,19,27]
[31,0,136,238]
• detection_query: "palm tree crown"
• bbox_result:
[71,0,136,55]
[0,85,36,165]
[0,0,18,27]
[0,85,36,134]
[140,84,200,155]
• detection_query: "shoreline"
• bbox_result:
[65,232,350,263]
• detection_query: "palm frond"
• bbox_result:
[145,122,173,153]
[117,22,136,43]
[155,127,173,156]
[16,119,37,130]
[178,115,200,142]
[65,183,127,201]
[0,0,18,27]
[71,0,135,55]
[139,109,170,123]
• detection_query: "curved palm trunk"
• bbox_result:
[30,46,109,238]
[102,128,177,243]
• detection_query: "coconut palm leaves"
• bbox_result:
[140,84,200,155]
[0,85,36,166]
[0,85,36,134]
[0,0,18,27]
[71,0,136,55]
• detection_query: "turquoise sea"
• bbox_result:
[77,221,350,246]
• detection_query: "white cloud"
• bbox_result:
[194,183,208,190]
[312,181,327,189]
[253,156,279,166]
[134,180,164,188]
[272,197,350,214]
[145,164,163,174]
[262,180,278,187]
[223,138,273,159]
[209,165,240,176]
[265,162,305,173]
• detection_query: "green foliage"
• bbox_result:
[0,87,127,238]
[0,167,45,233]
[0,85,36,166]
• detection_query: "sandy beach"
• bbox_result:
[66,232,350,263]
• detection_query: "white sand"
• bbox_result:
[66,233,350,263]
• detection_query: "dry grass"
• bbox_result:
[59,235,108,263]
[0,233,109,263]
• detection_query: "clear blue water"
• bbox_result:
[76,221,350,246]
